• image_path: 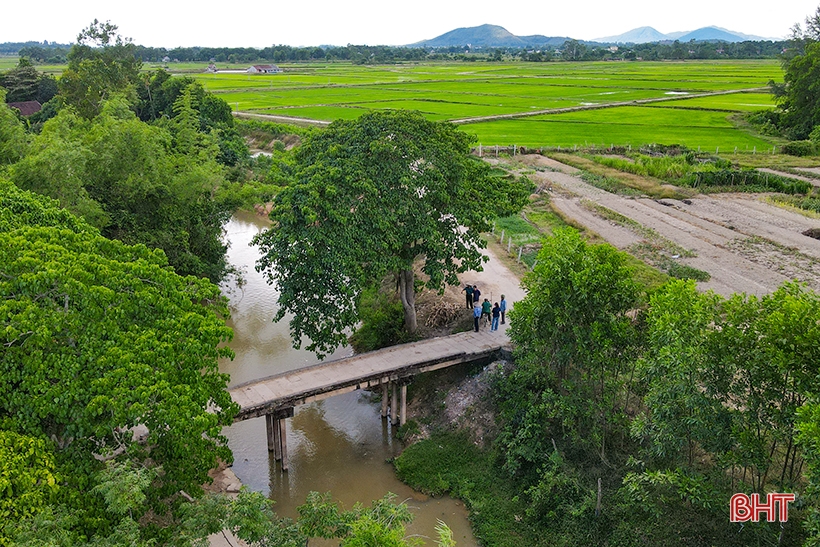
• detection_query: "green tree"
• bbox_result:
[0,90,28,165]
[253,110,531,357]
[0,431,58,544]
[0,179,238,537]
[10,98,237,281]
[499,227,641,472]
[58,20,142,118]
[0,58,57,105]
[771,5,820,139]
[632,280,728,467]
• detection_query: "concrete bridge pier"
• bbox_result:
[381,382,388,418]
[400,384,407,426]
[391,382,399,425]
[265,408,293,471]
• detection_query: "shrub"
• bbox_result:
[783,140,817,157]
[349,286,411,352]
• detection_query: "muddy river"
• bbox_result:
[219,211,477,546]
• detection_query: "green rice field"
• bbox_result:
[188,60,783,149]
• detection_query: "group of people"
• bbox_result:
[463,284,507,333]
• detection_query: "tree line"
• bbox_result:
[7,39,787,66]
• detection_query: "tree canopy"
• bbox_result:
[771,5,820,139]
[58,20,142,119]
[0,179,237,542]
[253,110,532,357]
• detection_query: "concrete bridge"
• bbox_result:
[228,328,511,470]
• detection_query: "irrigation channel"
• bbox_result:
[219,210,478,546]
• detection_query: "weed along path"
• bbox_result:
[518,154,820,296]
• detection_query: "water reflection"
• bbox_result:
[219,211,477,545]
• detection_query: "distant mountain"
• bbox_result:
[595,25,768,44]
[595,26,668,44]
[409,24,569,48]
[676,26,766,42]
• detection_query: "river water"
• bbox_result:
[219,211,477,546]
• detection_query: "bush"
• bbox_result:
[349,286,412,353]
[783,140,817,157]
[682,169,811,194]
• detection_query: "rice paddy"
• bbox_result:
[186,60,783,149]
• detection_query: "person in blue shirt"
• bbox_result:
[473,302,481,332]
[500,294,507,324]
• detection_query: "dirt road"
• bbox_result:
[521,155,820,296]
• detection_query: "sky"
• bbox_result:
[3,0,820,48]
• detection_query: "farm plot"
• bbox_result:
[659,92,776,111]
[463,105,774,149]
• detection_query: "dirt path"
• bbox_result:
[517,155,820,296]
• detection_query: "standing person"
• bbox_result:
[481,298,492,326]
[491,302,501,331]
[500,294,507,324]
[472,285,481,305]
[473,302,481,332]
[462,284,474,309]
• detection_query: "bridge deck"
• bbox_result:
[229,328,510,421]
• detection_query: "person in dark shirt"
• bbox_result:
[473,285,481,304]
[481,298,492,326]
[491,302,501,331]
[462,284,474,308]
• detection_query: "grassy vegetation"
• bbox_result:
[549,152,688,198]
[394,432,542,547]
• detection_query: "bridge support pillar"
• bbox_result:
[279,418,289,471]
[273,416,282,461]
[266,414,276,452]
[400,384,407,426]
[381,382,388,418]
[391,382,399,426]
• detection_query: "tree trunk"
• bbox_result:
[397,269,417,333]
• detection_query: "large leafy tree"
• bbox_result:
[59,20,142,119]
[253,110,531,357]
[0,179,237,539]
[9,98,238,281]
[772,5,820,139]
[499,227,641,473]
[0,58,58,105]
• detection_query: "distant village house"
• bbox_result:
[247,64,283,74]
